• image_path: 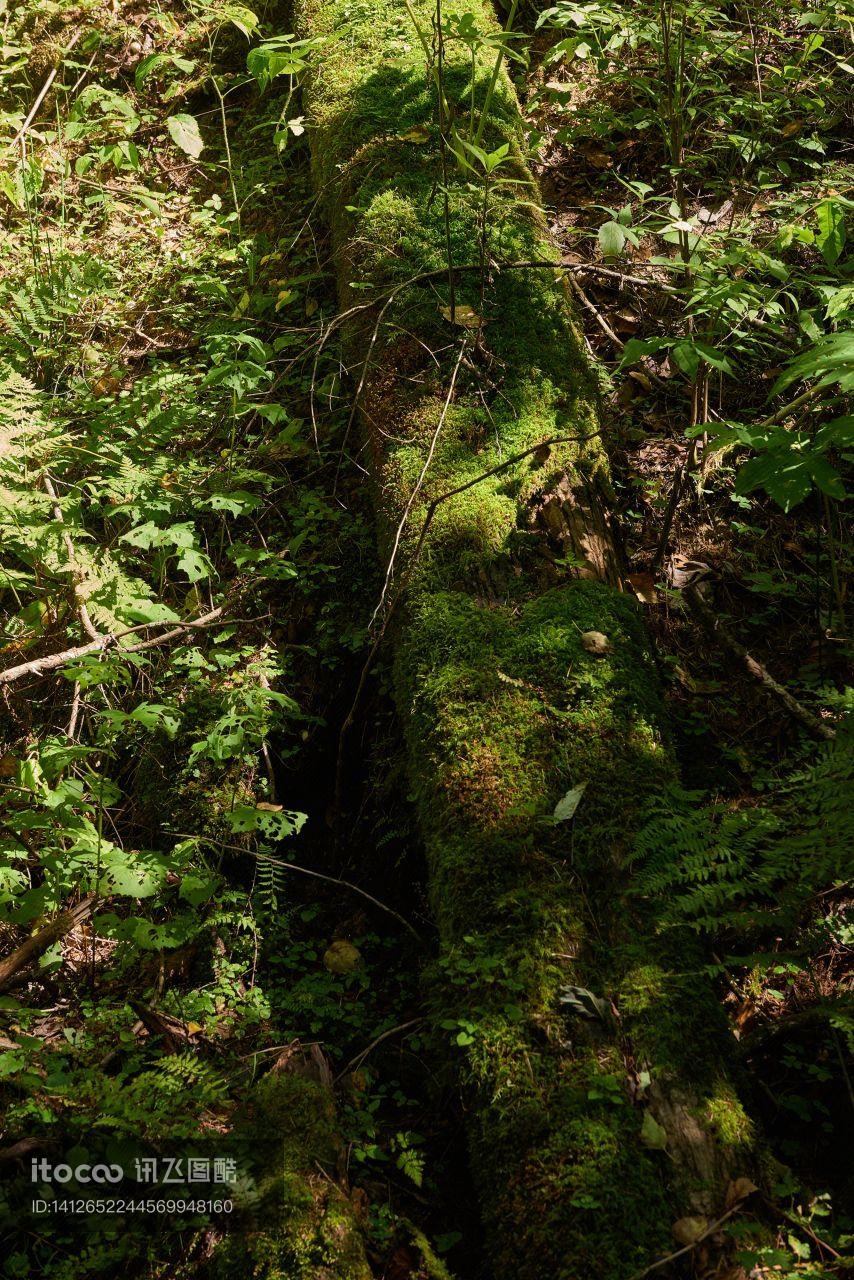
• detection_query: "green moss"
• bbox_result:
[209,1072,371,1280]
[294,0,760,1274]
[705,1083,755,1148]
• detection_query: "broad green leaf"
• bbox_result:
[618,336,671,370]
[222,3,259,38]
[179,872,221,906]
[736,451,814,512]
[128,703,181,738]
[816,199,846,267]
[554,782,588,822]
[598,220,626,257]
[166,114,204,159]
[176,546,213,582]
[227,805,306,839]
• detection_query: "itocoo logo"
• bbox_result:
[31,1159,123,1185]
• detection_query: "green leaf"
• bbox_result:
[554,782,588,822]
[598,220,626,257]
[179,872,220,906]
[736,451,814,512]
[816,199,846,267]
[558,985,611,1022]
[618,336,671,369]
[176,547,212,582]
[227,805,306,840]
[166,114,204,159]
[128,702,181,738]
[640,1111,668,1149]
[135,53,168,88]
[222,3,259,38]
[206,490,260,516]
[121,600,181,624]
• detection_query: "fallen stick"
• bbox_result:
[4,32,81,156]
[0,897,95,992]
[683,584,835,741]
[0,607,225,686]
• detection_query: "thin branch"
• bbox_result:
[0,635,112,686]
[370,337,467,627]
[0,607,225,686]
[627,1205,740,1280]
[562,262,679,293]
[121,606,225,653]
[334,1018,424,1082]
[167,835,423,940]
[566,271,625,348]
[4,31,81,156]
[683,584,835,740]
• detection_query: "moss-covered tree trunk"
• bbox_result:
[294,1,760,1275]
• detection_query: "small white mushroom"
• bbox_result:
[581,630,612,656]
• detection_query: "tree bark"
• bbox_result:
[294,1,761,1275]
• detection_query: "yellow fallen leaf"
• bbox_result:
[726,1176,759,1208]
[398,124,431,143]
[440,304,483,329]
[581,630,612,656]
[672,1216,708,1246]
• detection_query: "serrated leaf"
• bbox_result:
[166,114,204,159]
[176,547,212,582]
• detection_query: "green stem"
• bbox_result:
[473,0,520,147]
[403,0,452,120]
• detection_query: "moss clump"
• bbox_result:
[209,1071,371,1280]
[706,1083,755,1149]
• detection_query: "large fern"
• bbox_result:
[630,724,854,940]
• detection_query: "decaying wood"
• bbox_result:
[521,471,627,589]
[0,897,95,991]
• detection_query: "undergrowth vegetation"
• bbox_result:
[0,0,852,1277]
[0,3,431,1277]
[523,0,854,1272]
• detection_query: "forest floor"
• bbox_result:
[0,1,853,1279]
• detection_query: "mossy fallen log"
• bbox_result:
[210,1053,372,1280]
[294,1,760,1275]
